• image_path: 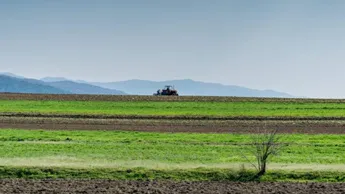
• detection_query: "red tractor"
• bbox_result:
[154,85,179,96]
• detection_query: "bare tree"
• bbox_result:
[241,128,285,178]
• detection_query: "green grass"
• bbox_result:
[2,166,345,182]
[3,100,345,117]
[1,129,345,181]
[1,129,345,167]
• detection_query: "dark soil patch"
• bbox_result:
[1,180,345,194]
[1,92,345,103]
[1,117,345,134]
[4,112,345,121]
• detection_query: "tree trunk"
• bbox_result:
[257,161,266,177]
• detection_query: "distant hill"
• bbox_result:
[0,73,293,97]
[40,77,89,84]
[0,75,70,94]
[0,74,126,95]
[41,77,70,82]
[45,81,126,95]
[0,72,26,79]
[91,79,293,97]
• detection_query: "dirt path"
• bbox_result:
[1,180,344,194]
[2,122,345,134]
[1,117,345,134]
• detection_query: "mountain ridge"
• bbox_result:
[45,80,126,95]
[0,75,71,94]
[0,73,125,95]
[0,73,294,97]
[90,79,291,97]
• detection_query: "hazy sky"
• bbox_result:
[1,1,345,98]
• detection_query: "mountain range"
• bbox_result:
[0,73,125,95]
[0,75,69,94]
[91,79,293,97]
[0,73,293,97]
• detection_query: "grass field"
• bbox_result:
[1,94,345,184]
[1,129,344,173]
[1,129,345,182]
[2,100,345,117]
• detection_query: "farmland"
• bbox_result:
[3,99,345,118]
[2,129,345,169]
[3,180,345,194]
[1,93,345,193]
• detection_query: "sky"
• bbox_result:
[1,1,345,98]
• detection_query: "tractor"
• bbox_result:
[154,85,179,96]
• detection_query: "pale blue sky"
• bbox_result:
[1,1,345,98]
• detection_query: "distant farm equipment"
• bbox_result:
[154,85,179,96]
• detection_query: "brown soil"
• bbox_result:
[1,180,345,194]
[1,117,345,134]
[5,112,345,121]
[1,92,345,103]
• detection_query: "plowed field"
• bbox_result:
[1,92,345,103]
[1,180,345,194]
[1,117,345,134]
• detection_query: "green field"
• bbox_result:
[1,129,344,179]
[2,100,345,117]
[1,97,345,182]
